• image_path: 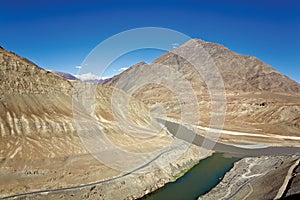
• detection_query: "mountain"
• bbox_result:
[106,39,300,94]
[0,49,73,95]
[0,47,200,199]
[104,39,300,143]
[73,72,113,83]
[1,40,299,199]
[51,71,79,81]
[51,71,111,83]
[158,39,299,93]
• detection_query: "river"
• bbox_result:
[159,119,300,157]
[141,153,240,200]
[141,119,300,200]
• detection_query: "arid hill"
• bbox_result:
[106,39,300,94]
[0,47,202,199]
[155,39,300,94]
[105,39,300,145]
[1,40,299,199]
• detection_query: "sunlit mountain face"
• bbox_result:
[1,1,300,198]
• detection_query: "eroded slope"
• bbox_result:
[104,39,300,144]
[0,47,203,199]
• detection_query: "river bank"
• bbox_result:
[198,155,300,199]
[159,118,300,157]
[142,119,300,200]
[4,119,299,200]
[141,153,240,200]
[2,144,212,200]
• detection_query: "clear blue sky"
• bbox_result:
[1,0,299,82]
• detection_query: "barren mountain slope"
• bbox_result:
[153,39,300,94]
[0,47,202,199]
[105,39,300,143]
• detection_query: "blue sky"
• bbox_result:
[0,0,299,82]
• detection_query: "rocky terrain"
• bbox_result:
[104,39,300,199]
[1,38,300,199]
[0,46,206,199]
[198,155,300,200]
[104,39,300,144]
[106,39,300,94]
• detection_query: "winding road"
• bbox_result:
[1,144,181,199]
[2,119,300,199]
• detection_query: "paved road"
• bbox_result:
[1,145,179,199]
[2,119,299,199]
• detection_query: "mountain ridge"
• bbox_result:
[153,38,300,94]
[0,47,73,95]
[105,38,300,95]
[0,45,201,199]
[104,38,300,139]
[0,41,299,199]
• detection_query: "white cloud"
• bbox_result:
[100,76,111,80]
[118,67,128,72]
[172,43,179,49]
[75,73,112,81]
[75,65,82,69]
[75,73,100,81]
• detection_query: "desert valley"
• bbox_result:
[0,38,300,199]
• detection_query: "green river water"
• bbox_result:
[142,153,240,200]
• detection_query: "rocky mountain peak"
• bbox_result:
[150,38,300,95]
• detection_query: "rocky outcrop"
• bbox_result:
[0,48,73,95]
[198,155,300,200]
